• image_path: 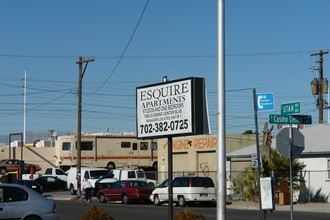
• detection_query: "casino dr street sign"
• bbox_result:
[269,114,312,125]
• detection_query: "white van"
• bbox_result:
[66,167,117,195]
[150,176,216,207]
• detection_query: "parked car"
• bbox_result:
[12,179,43,194]
[0,159,41,175]
[35,176,67,191]
[150,176,216,207]
[0,184,59,220]
[97,180,154,204]
[67,167,117,195]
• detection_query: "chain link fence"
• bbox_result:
[145,169,330,203]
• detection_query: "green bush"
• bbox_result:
[173,207,205,220]
[80,205,115,220]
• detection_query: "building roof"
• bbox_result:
[227,124,330,158]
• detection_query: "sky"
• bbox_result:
[1,0,329,139]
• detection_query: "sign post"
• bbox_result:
[136,77,210,220]
[270,101,311,220]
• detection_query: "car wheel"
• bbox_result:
[154,195,161,206]
[99,193,107,203]
[69,184,76,195]
[148,182,155,188]
[0,167,7,175]
[178,196,186,207]
[122,194,130,204]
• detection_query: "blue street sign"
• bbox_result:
[256,93,275,111]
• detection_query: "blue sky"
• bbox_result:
[1,0,329,138]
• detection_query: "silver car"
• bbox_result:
[0,184,59,220]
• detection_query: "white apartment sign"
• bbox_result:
[136,77,209,139]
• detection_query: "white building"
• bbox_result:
[227,124,330,202]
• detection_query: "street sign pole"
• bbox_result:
[253,89,266,220]
[289,125,294,220]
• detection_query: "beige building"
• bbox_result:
[156,134,260,183]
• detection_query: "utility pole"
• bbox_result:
[76,57,94,196]
[311,50,329,124]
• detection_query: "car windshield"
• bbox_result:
[89,170,112,179]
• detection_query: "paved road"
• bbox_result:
[46,191,330,219]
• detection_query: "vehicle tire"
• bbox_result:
[154,195,161,206]
[148,182,155,188]
[99,193,107,203]
[69,184,76,195]
[122,194,130,204]
[106,162,116,170]
[178,196,186,207]
[24,216,39,220]
[0,167,7,175]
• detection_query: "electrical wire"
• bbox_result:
[91,0,150,94]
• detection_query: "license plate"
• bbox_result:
[32,186,36,188]
[200,193,207,197]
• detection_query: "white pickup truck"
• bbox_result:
[43,168,67,181]
[109,168,157,187]
[22,167,67,182]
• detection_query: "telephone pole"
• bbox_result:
[76,57,94,195]
[311,50,329,124]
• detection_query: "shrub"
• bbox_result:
[310,188,329,203]
[80,205,115,220]
[173,207,205,220]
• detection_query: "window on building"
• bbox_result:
[62,142,71,151]
[75,141,93,151]
[121,142,131,148]
[140,142,148,150]
[151,142,158,150]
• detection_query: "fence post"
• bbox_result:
[308,170,311,203]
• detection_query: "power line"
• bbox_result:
[92,0,150,94]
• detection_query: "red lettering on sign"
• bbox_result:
[194,137,217,150]
[173,139,190,150]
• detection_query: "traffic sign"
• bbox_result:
[256,93,275,111]
[281,102,300,115]
[276,127,305,158]
[251,153,262,168]
[269,114,312,125]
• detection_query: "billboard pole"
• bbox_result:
[217,0,226,219]
[168,137,173,220]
